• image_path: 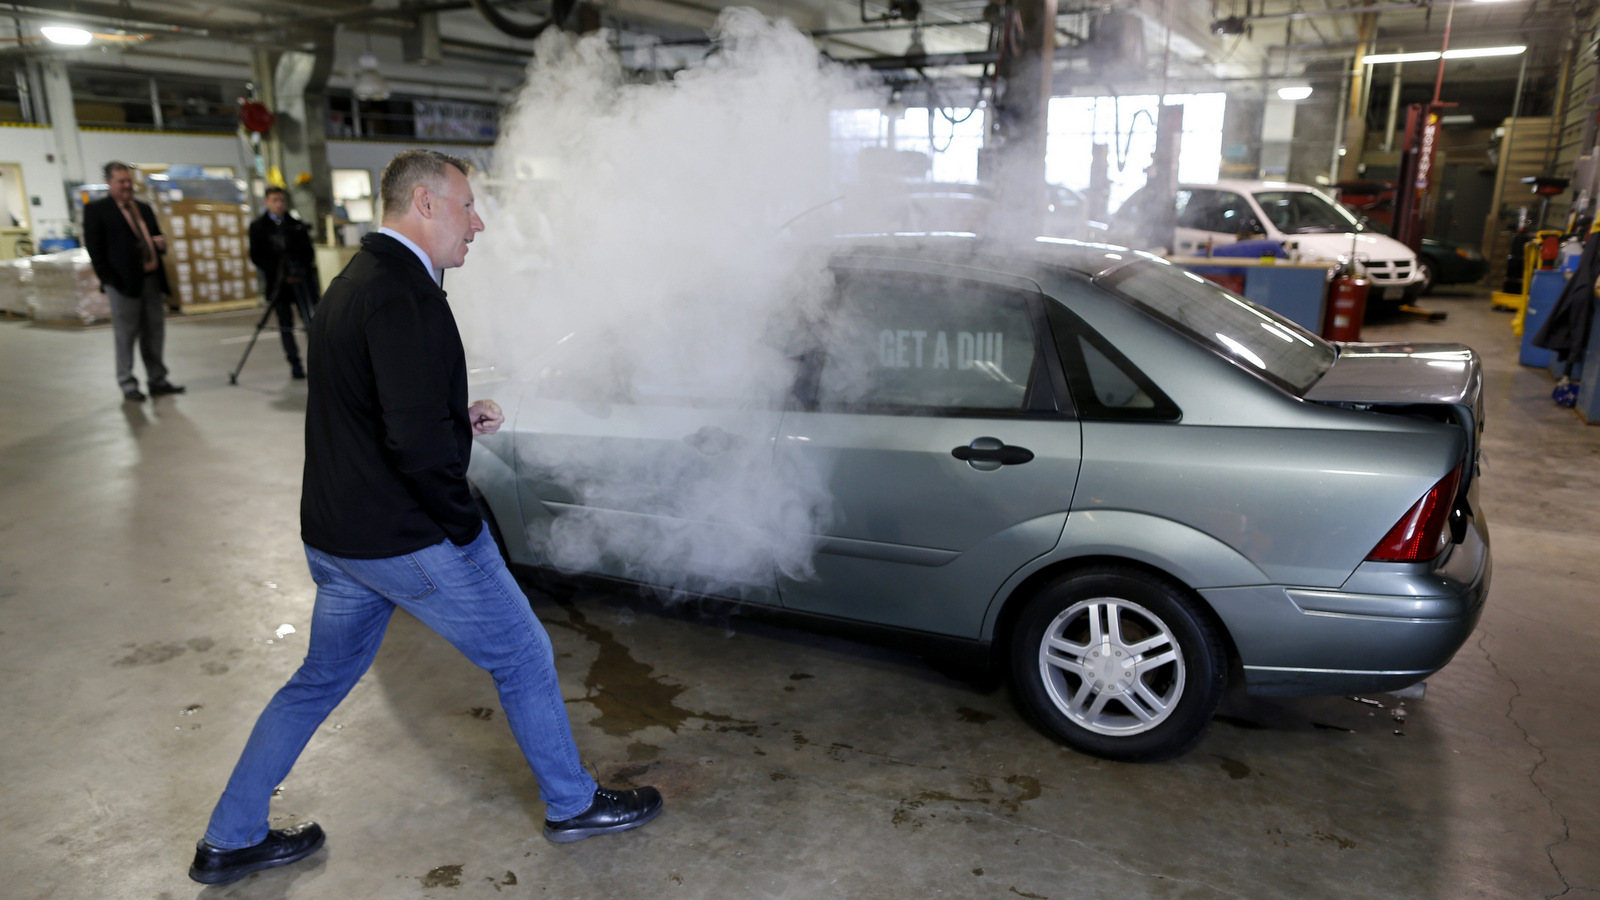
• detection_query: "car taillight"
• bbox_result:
[1367,464,1464,562]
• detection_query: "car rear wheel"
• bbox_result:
[1009,566,1226,762]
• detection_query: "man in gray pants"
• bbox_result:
[82,161,185,402]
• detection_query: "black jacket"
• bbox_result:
[1533,231,1600,366]
[300,232,482,558]
[82,195,171,297]
[248,212,319,299]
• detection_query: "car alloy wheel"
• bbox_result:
[1010,566,1226,762]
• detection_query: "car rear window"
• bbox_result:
[1096,260,1336,396]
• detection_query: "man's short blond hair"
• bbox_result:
[379,149,471,222]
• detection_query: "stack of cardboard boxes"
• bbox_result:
[144,176,259,313]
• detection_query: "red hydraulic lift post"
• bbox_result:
[1393,0,1456,254]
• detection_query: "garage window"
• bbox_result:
[813,273,1044,415]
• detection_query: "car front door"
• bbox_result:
[774,259,1083,638]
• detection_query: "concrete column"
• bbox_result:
[1260,96,1297,180]
[38,61,86,186]
[1220,93,1264,179]
[987,0,1057,241]
[252,35,335,240]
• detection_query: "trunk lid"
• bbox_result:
[1304,341,1485,492]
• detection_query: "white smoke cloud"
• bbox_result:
[452,10,882,596]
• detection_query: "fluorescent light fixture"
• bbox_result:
[41,26,93,45]
[1363,51,1440,64]
[1363,45,1526,64]
[1440,114,1477,125]
[1444,45,1526,59]
[1277,86,1314,101]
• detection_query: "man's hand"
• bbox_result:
[468,399,504,435]
[152,234,167,252]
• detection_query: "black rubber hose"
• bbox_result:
[469,0,565,39]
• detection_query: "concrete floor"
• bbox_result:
[1,286,1596,900]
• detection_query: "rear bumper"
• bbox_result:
[1201,508,1490,696]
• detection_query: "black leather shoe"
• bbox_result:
[149,381,186,396]
[544,786,663,843]
[188,822,326,885]
[290,363,306,380]
[123,389,147,402]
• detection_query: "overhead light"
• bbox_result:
[354,51,391,101]
[1363,45,1526,64]
[41,26,93,45]
[1440,114,1477,125]
[1277,86,1313,101]
[1444,45,1526,59]
[1362,51,1440,64]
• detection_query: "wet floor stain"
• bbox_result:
[421,864,463,888]
[999,775,1041,813]
[628,741,662,760]
[972,867,984,876]
[788,672,814,681]
[112,642,186,667]
[1214,755,1251,780]
[600,756,713,795]
[467,707,495,721]
[1009,887,1047,899]
[1213,713,1268,730]
[1313,830,1357,850]
[200,661,230,675]
[1312,722,1356,733]
[892,774,1044,827]
[489,871,517,892]
[956,706,996,725]
[550,600,749,737]
[186,637,214,652]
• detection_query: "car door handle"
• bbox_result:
[952,437,1034,471]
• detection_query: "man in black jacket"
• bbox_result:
[247,186,319,379]
[189,149,661,886]
[82,161,185,401]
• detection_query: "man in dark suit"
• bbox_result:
[247,186,319,379]
[82,161,184,402]
[188,149,662,886]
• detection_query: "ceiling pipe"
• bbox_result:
[468,0,565,40]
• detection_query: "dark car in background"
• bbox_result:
[1417,236,1490,292]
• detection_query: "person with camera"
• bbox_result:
[248,187,319,379]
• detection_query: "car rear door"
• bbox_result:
[510,340,787,605]
[774,257,1083,638]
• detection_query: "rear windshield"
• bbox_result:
[1096,260,1337,395]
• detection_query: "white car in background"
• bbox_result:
[1115,179,1425,311]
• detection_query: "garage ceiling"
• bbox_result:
[0,0,1583,117]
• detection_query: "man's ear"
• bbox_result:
[413,185,433,219]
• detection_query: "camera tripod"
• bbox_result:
[228,264,316,385]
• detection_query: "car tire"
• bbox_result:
[1416,257,1436,295]
[1009,566,1227,762]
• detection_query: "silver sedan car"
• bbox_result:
[468,236,1489,762]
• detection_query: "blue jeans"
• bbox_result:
[202,525,597,848]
